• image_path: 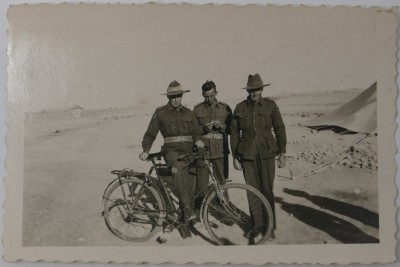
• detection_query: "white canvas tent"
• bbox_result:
[294,82,377,179]
[302,82,377,134]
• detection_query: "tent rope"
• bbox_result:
[291,127,377,179]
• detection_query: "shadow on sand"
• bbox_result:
[283,188,379,228]
[275,197,379,244]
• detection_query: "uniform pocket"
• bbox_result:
[236,113,250,130]
[181,117,193,134]
[266,137,279,153]
[160,118,176,134]
[236,140,247,155]
[258,110,272,127]
[196,114,211,127]
[214,109,228,124]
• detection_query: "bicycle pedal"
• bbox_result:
[162,222,174,233]
[188,214,197,222]
[164,227,174,233]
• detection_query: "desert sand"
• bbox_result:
[22,88,378,246]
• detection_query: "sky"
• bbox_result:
[7,4,383,112]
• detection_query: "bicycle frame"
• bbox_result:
[102,151,232,225]
[148,156,226,225]
[147,159,180,219]
[197,157,234,224]
[146,159,176,211]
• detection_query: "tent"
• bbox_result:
[295,82,377,178]
[302,82,377,134]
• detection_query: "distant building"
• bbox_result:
[69,105,84,118]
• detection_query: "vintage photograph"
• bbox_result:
[4,3,397,264]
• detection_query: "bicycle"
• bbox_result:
[101,149,274,245]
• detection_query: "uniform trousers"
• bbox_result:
[164,151,196,222]
[241,154,276,233]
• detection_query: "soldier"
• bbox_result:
[230,74,286,240]
[139,80,205,239]
[193,80,232,215]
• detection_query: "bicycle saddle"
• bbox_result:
[147,151,165,161]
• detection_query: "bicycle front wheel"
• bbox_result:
[103,177,165,242]
[202,183,273,245]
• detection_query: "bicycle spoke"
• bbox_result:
[119,221,131,235]
[203,184,273,245]
[103,178,165,242]
[209,202,236,220]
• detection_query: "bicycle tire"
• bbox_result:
[103,177,165,242]
[202,183,274,245]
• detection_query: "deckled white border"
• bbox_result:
[1,1,399,266]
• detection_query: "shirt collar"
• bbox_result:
[246,96,264,106]
[167,103,184,112]
[204,100,220,108]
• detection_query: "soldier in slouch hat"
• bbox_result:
[139,80,205,239]
[230,74,287,240]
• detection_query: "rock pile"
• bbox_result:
[291,147,377,170]
[338,149,378,170]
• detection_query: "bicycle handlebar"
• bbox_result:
[111,148,209,176]
[177,147,209,165]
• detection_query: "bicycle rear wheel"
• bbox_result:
[103,177,165,242]
[202,183,273,245]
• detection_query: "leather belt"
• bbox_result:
[202,133,224,140]
[164,135,193,143]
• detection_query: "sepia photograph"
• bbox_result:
[3,3,398,264]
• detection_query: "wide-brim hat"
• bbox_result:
[162,80,190,96]
[242,74,271,90]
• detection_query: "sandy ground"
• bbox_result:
[22,89,379,246]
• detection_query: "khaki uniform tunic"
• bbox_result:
[142,103,201,153]
[193,101,232,159]
[230,97,286,160]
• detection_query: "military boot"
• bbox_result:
[177,205,193,239]
[178,223,192,239]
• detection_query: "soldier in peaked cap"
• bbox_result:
[192,80,232,216]
[230,74,287,240]
[139,80,205,239]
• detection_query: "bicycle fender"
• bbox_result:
[101,175,146,208]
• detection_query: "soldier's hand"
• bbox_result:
[195,140,205,149]
[213,120,222,129]
[233,158,243,171]
[204,123,213,132]
[278,154,286,168]
[139,151,149,161]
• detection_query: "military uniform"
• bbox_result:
[230,96,286,233]
[142,103,202,222]
[193,101,232,203]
